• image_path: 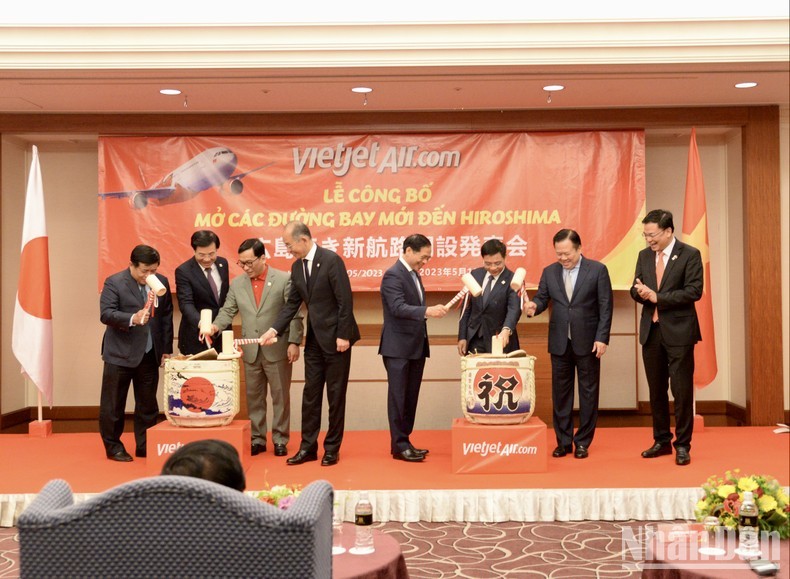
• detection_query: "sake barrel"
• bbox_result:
[460,352,536,425]
[163,358,240,427]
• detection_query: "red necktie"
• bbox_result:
[652,252,665,322]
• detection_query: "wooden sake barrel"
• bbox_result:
[460,352,537,425]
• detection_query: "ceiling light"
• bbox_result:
[351,86,373,94]
[543,85,565,92]
[160,88,182,96]
[734,82,758,89]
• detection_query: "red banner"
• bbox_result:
[98,132,645,291]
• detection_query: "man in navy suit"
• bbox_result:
[175,230,229,355]
[379,234,448,462]
[525,229,613,460]
[631,209,703,466]
[458,239,521,355]
[260,221,360,467]
[99,245,173,462]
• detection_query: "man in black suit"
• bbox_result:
[99,245,173,462]
[631,209,703,466]
[175,230,229,355]
[458,239,521,355]
[379,234,448,462]
[260,221,360,467]
[525,229,613,460]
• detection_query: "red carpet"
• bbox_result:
[2,426,787,495]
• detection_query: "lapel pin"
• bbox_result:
[671,255,678,261]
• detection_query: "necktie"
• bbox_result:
[205,267,219,302]
[564,270,573,302]
[564,271,573,339]
[482,275,494,306]
[140,285,152,353]
[652,251,665,322]
[303,258,310,286]
[410,270,423,304]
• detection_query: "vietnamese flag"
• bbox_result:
[12,145,54,405]
[682,128,717,388]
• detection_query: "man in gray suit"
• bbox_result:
[212,238,303,457]
[525,229,613,460]
[99,244,173,462]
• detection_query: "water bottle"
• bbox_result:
[737,491,761,559]
[351,491,375,555]
[332,500,346,555]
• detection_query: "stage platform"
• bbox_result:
[1,426,787,527]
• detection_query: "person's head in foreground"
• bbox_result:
[161,439,246,491]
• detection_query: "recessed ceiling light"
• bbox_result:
[351,86,373,94]
[160,88,182,96]
[735,82,758,89]
[543,85,565,92]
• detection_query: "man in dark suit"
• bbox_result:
[458,239,521,355]
[175,230,229,355]
[379,234,448,462]
[99,244,173,462]
[260,221,360,467]
[525,229,613,460]
[212,238,303,457]
[630,209,703,466]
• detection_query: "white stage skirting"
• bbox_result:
[1,486,734,527]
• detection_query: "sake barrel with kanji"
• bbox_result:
[460,353,537,425]
[163,358,240,427]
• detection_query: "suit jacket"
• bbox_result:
[100,269,174,367]
[630,239,703,346]
[175,256,230,355]
[272,246,360,354]
[458,266,521,353]
[213,267,303,364]
[532,257,613,356]
[378,260,430,360]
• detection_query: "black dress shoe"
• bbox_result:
[286,450,318,465]
[321,452,339,466]
[251,443,267,456]
[574,445,589,459]
[108,450,133,462]
[274,444,287,457]
[392,449,425,462]
[410,446,429,456]
[552,445,573,458]
[675,448,691,466]
[641,442,673,458]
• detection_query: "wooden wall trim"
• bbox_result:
[742,107,784,425]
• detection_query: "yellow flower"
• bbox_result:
[696,499,708,511]
[758,495,778,513]
[717,484,736,498]
[738,477,759,492]
[777,488,789,506]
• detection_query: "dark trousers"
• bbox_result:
[299,337,351,454]
[383,356,426,454]
[99,350,159,456]
[550,339,601,449]
[642,322,695,450]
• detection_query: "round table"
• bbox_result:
[332,523,409,579]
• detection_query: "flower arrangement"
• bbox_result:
[694,469,789,539]
[254,484,302,510]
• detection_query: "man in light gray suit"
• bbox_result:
[212,238,303,457]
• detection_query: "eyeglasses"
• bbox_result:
[642,229,665,240]
[236,256,261,269]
